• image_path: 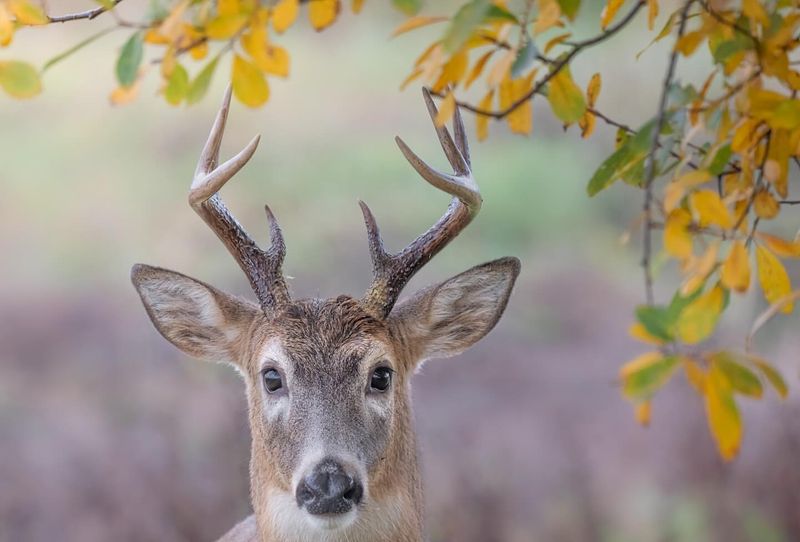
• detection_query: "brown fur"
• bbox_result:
[131,257,519,541]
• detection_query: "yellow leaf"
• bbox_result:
[190,41,208,61]
[619,351,662,379]
[756,233,800,258]
[0,61,42,98]
[753,189,780,219]
[309,0,340,31]
[747,355,788,399]
[721,241,750,293]
[534,0,561,34]
[243,31,290,77]
[352,0,365,13]
[8,0,48,25]
[647,0,658,31]
[544,32,571,54]
[232,54,270,108]
[500,73,533,135]
[619,352,679,399]
[690,190,732,229]
[742,0,768,25]
[628,322,665,346]
[206,14,248,39]
[272,0,299,33]
[635,401,651,427]
[731,118,763,153]
[547,67,586,124]
[158,0,190,40]
[399,66,423,90]
[664,208,693,260]
[680,241,720,296]
[435,91,456,127]
[391,15,448,37]
[585,72,601,107]
[465,50,493,89]
[0,4,14,46]
[487,48,515,88]
[217,0,241,17]
[675,30,705,56]
[664,169,711,212]
[600,0,624,30]
[476,90,494,141]
[676,285,724,344]
[756,245,793,313]
[705,368,742,461]
[432,49,468,92]
[109,80,141,106]
[579,111,596,138]
[683,357,707,394]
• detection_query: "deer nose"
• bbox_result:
[295,458,363,515]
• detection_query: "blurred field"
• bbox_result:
[1,2,799,541]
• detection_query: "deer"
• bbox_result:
[131,86,520,542]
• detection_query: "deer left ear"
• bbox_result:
[387,257,520,364]
[131,264,259,365]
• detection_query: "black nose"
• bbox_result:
[295,458,363,515]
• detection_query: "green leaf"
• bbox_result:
[556,0,580,20]
[0,61,42,98]
[511,39,537,79]
[586,119,656,196]
[42,27,116,73]
[391,0,422,16]
[635,305,675,343]
[116,31,143,88]
[187,56,219,105]
[547,66,586,123]
[713,352,763,398]
[164,63,189,106]
[486,4,518,23]
[442,0,491,53]
[749,357,788,399]
[707,143,732,175]
[623,355,680,399]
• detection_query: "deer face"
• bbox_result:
[132,257,518,532]
[131,87,520,537]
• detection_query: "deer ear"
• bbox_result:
[131,264,259,365]
[388,257,520,364]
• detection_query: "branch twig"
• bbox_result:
[428,0,647,120]
[48,0,124,23]
[642,0,694,305]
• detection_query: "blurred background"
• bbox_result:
[1,2,799,541]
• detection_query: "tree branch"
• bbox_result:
[427,0,647,120]
[47,0,124,23]
[642,0,694,306]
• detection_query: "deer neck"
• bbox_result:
[248,394,424,542]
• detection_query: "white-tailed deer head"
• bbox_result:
[132,87,519,542]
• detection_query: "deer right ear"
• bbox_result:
[131,264,259,365]
[387,257,520,365]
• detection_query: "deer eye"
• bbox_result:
[370,367,392,392]
[262,368,283,393]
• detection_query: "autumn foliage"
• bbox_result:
[1,0,797,461]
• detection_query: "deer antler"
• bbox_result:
[190,85,290,312]
[360,88,482,318]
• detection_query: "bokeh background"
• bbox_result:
[2,2,799,541]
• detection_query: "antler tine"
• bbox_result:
[360,90,482,319]
[421,87,470,176]
[189,85,290,312]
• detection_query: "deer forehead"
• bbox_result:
[248,297,396,376]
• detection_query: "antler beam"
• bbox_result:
[190,85,290,312]
[360,88,482,318]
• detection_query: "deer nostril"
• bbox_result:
[296,458,364,515]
